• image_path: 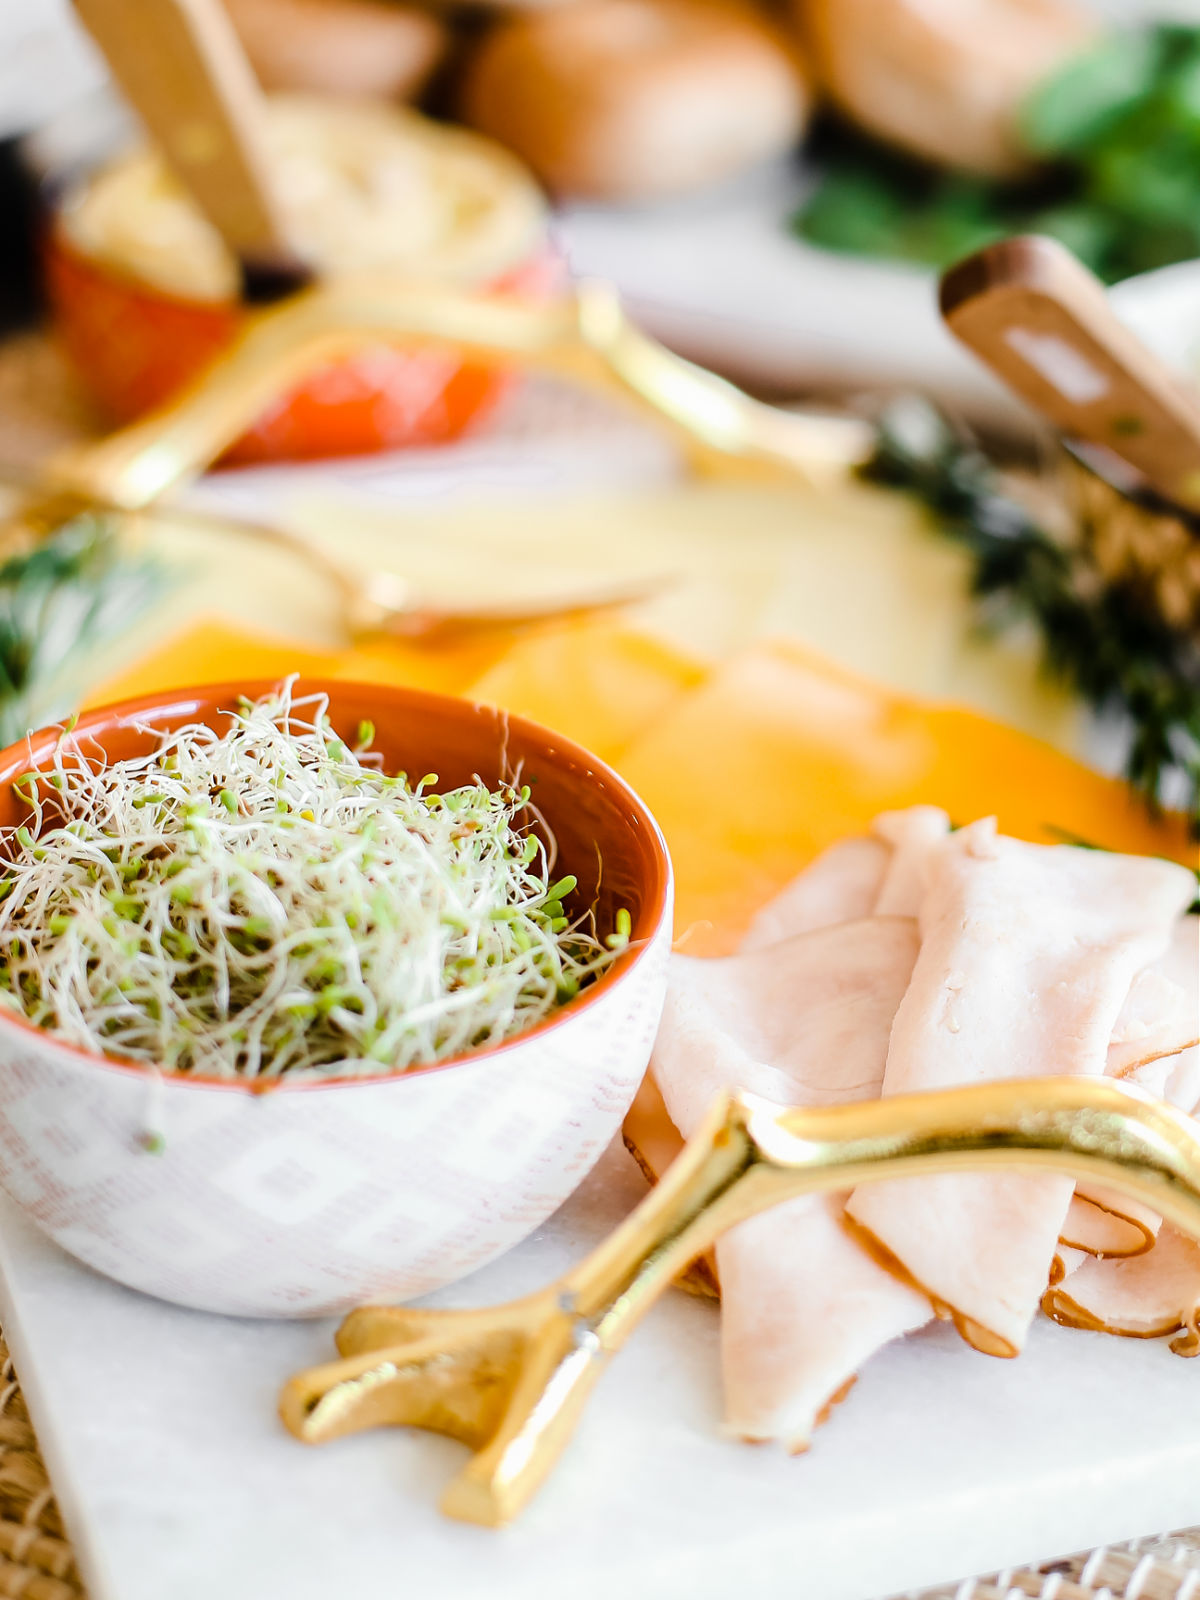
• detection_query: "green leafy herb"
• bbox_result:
[796,125,1030,269]
[0,511,160,747]
[863,399,1200,829]
[794,24,1200,284]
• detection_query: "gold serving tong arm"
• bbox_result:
[10,277,868,637]
[0,459,669,643]
[280,1076,1200,1528]
[41,277,874,512]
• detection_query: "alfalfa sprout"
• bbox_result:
[0,682,625,1081]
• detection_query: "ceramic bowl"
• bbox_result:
[0,680,672,1317]
[44,231,560,465]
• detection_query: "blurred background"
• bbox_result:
[3,0,1199,410]
[0,0,1198,821]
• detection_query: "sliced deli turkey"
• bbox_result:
[843,819,1194,1357]
[638,810,1199,1448]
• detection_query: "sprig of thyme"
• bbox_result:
[863,399,1200,831]
[0,512,160,747]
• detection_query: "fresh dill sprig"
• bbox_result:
[0,511,161,747]
[863,398,1200,832]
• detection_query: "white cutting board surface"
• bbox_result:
[0,376,1189,1600]
[0,1140,1196,1600]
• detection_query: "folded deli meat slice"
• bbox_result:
[651,918,931,1449]
[1161,1044,1200,1118]
[653,918,918,1131]
[1115,1042,1200,1118]
[1108,915,1200,1079]
[738,804,950,950]
[1060,1190,1162,1259]
[741,836,890,951]
[843,822,1195,1358]
[1044,1226,1200,1357]
[1064,927,1199,1260]
[1050,1243,1090,1286]
[870,806,951,916]
[717,1191,930,1448]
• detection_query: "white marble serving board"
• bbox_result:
[0,1140,1196,1600]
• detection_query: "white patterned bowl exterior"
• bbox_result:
[0,900,670,1317]
[0,677,673,1318]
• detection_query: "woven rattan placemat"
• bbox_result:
[0,1328,1189,1600]
[0,1335,81,1600]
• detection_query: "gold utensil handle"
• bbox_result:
[575,281,875,485]
[45,279,874,510]
[282,1076,1200,1527]
[45,282,570,508]
[564,1075,1200,1329]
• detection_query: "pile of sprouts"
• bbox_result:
[0,683,626,1082]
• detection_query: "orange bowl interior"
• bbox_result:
[0,679,671,1082]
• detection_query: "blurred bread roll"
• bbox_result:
[224,0,446,100]
[797,0,1097,177]
[460,0,810,202]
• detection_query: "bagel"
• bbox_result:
[796,0,1098,177]
[461,0,810,202]
[224,0,446,101]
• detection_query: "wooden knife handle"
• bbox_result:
[941,234,1200,512]
[71,0,304,285]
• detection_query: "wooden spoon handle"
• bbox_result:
[941,234,1200,511]
[70,0,305,291]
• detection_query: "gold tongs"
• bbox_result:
[6,277,873,639]
[280,1076,1200,1527]
[25,277,873,524]
[0,460,672,644]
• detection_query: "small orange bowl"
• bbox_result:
[0,679,672,1315]
[44,228,562,465]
